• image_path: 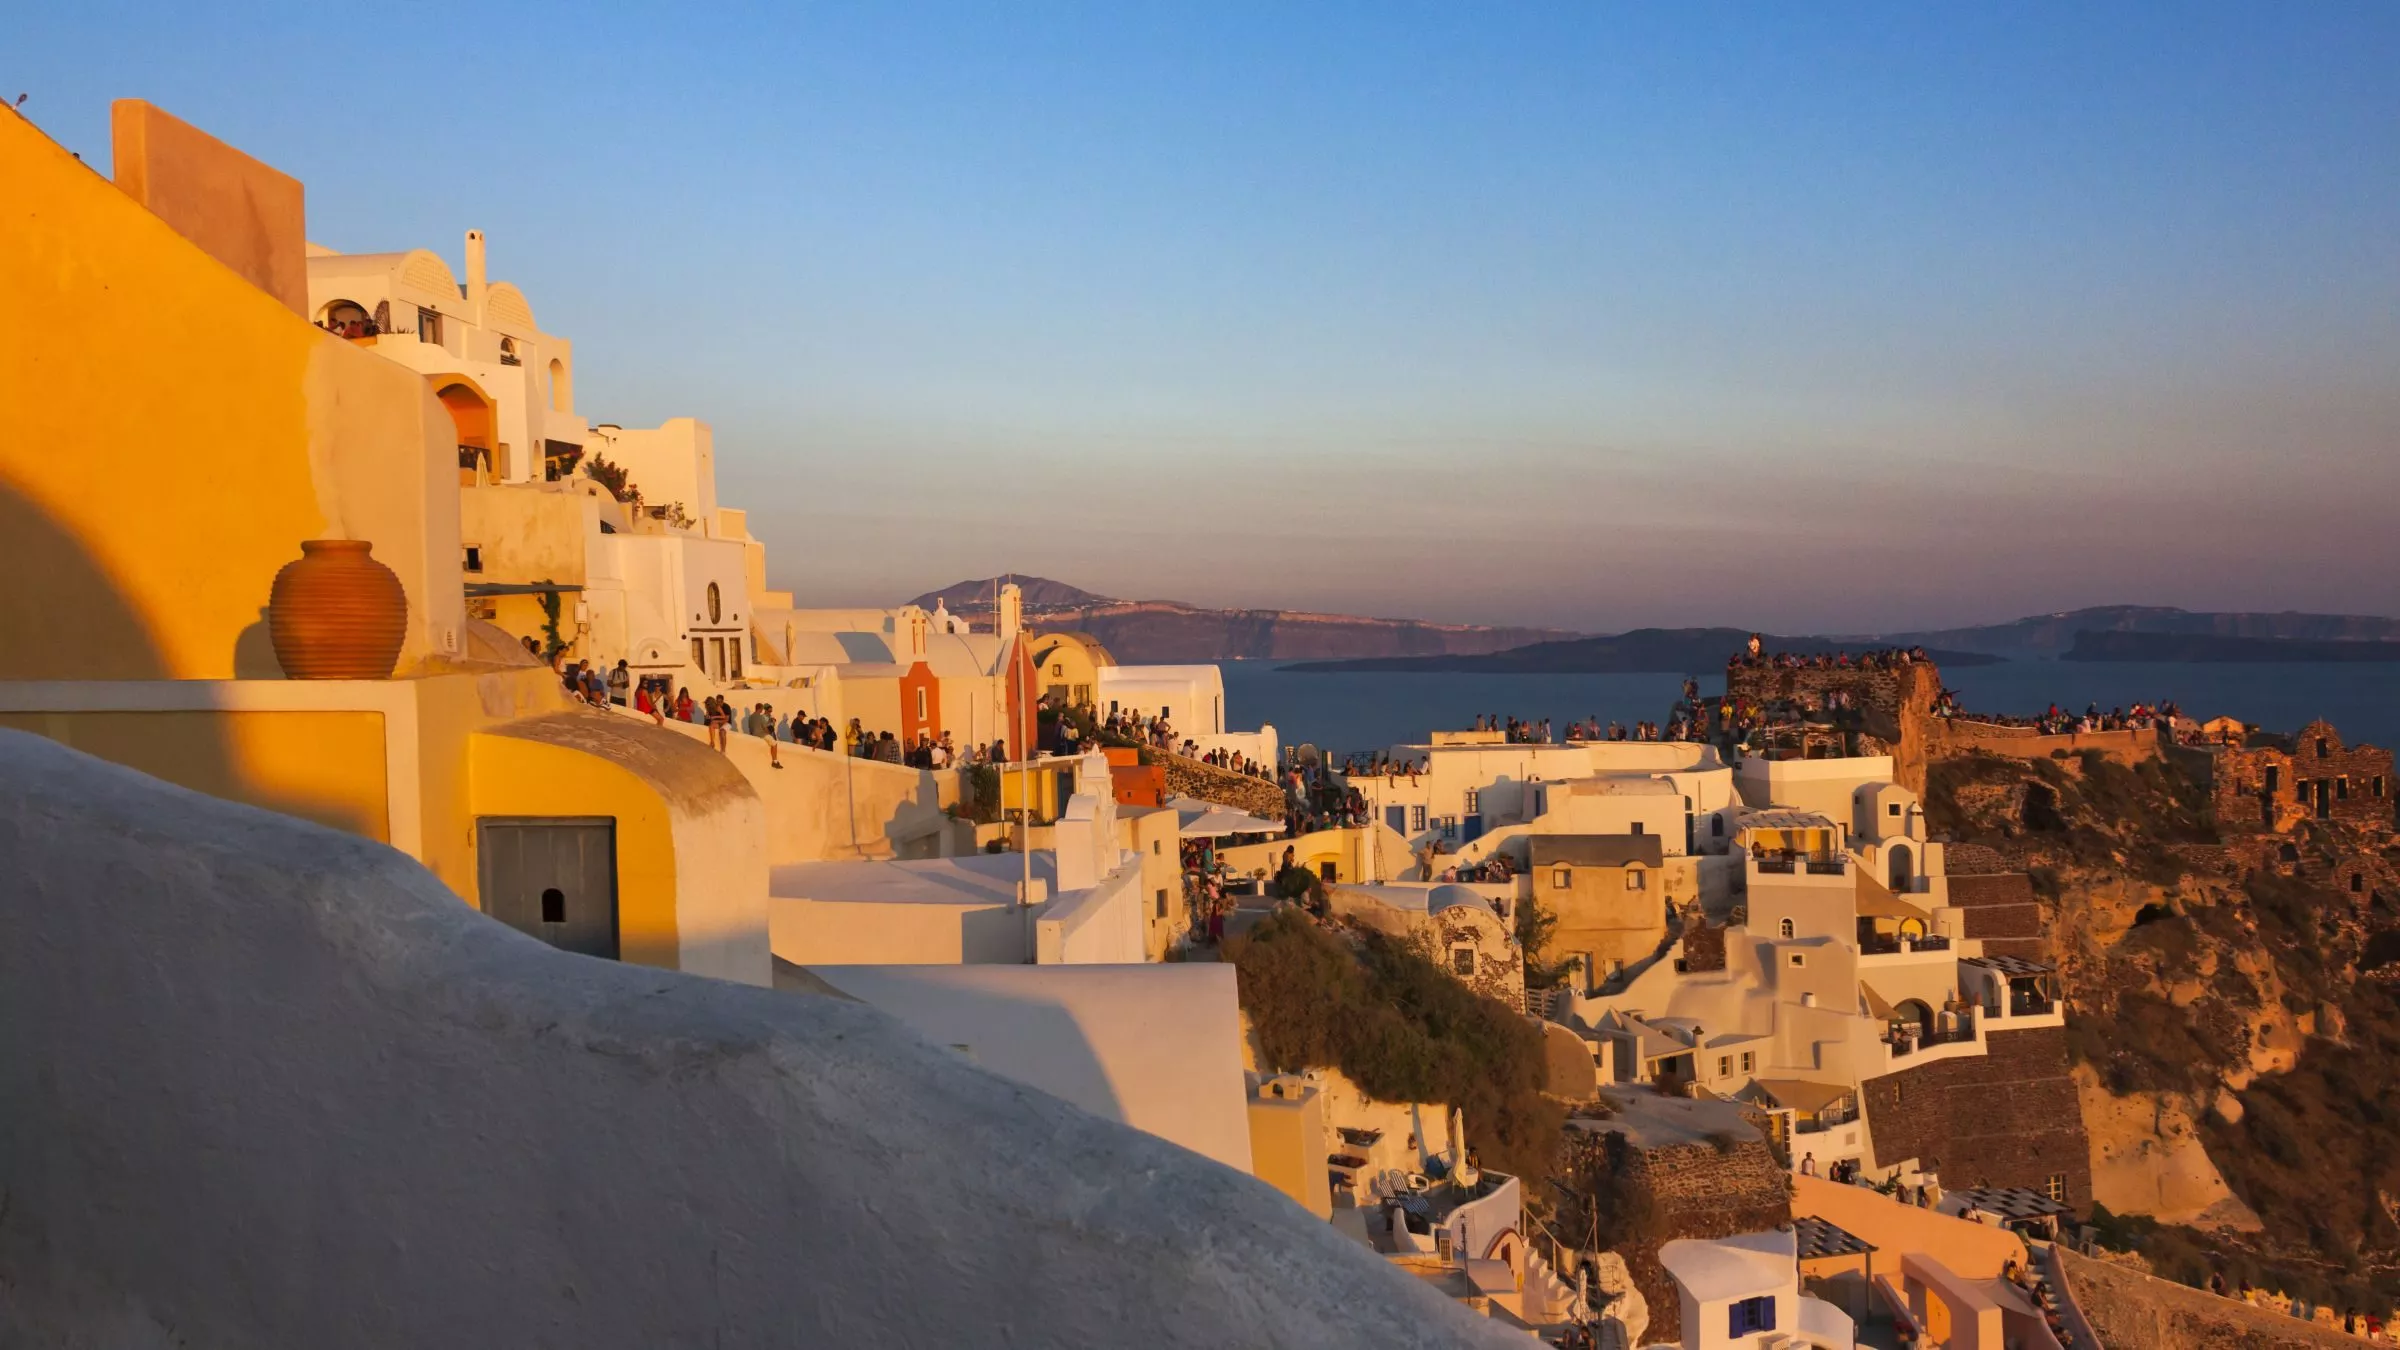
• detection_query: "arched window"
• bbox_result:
[1778,917,1795,939]
[499,336,520,366]
[706,582,722,625]
[547,358,568,412]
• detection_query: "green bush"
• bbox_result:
[1226,909,1564,1181]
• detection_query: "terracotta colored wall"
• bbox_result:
[110,100,306,315]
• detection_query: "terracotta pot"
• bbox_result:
[268,540,409,679]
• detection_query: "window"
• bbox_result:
[417,308,442,344]
[728,645,741,680]
[706,582,722,625]
[1438,816,1458,838]
[1789,952,1805,968]
[2352,873,2366,893]
[1155,889,1168,919]
[1410,805,1427,832]
[1625,867,1646,891]
[1051,664,1064,677]
[1778,918,1795,939]
[1716,1055,1732,1077]
[540,887,565,924]
[1889,801,1901,816]
[1319,861,1337,882]
[1152,839,1161,855]
[2376,775,2387,798]
[1451,947,1476,976]
[1630,821,1645,835]
[1729,1296,1776,1336]
[1463,788,1480,814]
[462,545,483,573]
[915,689,928,719]
[1711,815,1724,838]
[1553,866,1573,890]
[1740,1051,1755,1073]
[2318,737,2331,759]
[2338,777,2350,799]
[2045,1173,2067,1203]
[691,637,706,670]
[498,336,519,366]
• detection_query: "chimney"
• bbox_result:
[998,582,1023,644]
[464,229,488,317]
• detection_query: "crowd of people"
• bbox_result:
[1932,695,2183,736]
[1563,718,1666,742]
[1726,635,1934,670]
[1469,713,1552,743]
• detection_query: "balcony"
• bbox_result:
[1858,933,1950,957]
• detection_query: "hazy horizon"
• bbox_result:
[16,2,2398,632]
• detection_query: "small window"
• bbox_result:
[2317,737,2331,759]
[1410,805,1427,832]
[1789,952,1805,968]
[1155,888,1168,919]
[1630,821,1645,835]
[1319,861,1337,882]
[1729,1295,1776,1336]
[1740,1051,1755,1073]
[1463,788,1480,814]
[1553,866,1573,890]
[691,637,706,669]
[2375,775,2386,798]
[1716,1055,1732,1077]
[540,887,565,924]
[706,581,722,625]
[1051,664,1064,677]
[2045,1173,2067,1203]
[1451,947,1476,976]
[1710,815,1724,838]
[2338,778,2350,799]
[2352,874,2365,893]
[462,545,483,573]
[1778,918,1795,939]
[1888,801,1901,816]
[417,308,442,344]
[1625,867,1646,891]
[914,689,927,718]
[1152,839,1161,855]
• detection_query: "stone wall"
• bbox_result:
[1923,720,2164,768]
[1623,1137,1793,1344]
[2207,720,2394,836]
[1724,660,1942,792]
[1161,752,1288,821]
[1945,872,2048,962]
[1859,1026,2094,1211]
[1677,917,1728,973]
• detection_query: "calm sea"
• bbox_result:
[1220,660,2400,759]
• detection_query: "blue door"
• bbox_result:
[1463,814,1483,842]
[1386,805,1408,834]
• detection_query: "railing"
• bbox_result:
[1755,858,1795,874]
[1858,933,1951,956]
[1886,1015,1976,1058]
[2009,993,2056,1018]
[1805,859,1848,876]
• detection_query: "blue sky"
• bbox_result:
[14,3,2400,631]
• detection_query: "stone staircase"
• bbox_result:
[1517,1246,1586,1326]
[1160,752,1288,820]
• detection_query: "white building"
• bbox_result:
[1657,1228,1854,1349]
[1096,663,1278,764]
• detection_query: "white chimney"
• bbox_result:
[997,582,1023,644]
[463,229,488,317]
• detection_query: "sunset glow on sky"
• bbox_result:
[16,2,2398,632]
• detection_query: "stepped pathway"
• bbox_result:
[2061,1248,2366,1348]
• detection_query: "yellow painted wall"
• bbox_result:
[0,710,388,839]
[1246,1088,1332,1219]
[468,731,680,971]
[0,103,459,682]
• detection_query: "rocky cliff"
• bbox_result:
[1925,745,2400,1313]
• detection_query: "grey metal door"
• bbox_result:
[477,817,619,959]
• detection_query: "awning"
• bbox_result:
[1750,1079,1855,1117]
[1859,982,1897,1021]
[1856,877,1932,921]
[464,581,585,596]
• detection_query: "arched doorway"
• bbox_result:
[1895,999,1934,1039]
[434,377,498,484]
[1887,843,1914,891]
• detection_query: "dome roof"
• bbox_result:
[1427,885,1496,918]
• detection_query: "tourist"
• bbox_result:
[1799,1152,1817,1177]
[607,660,630,706]
[674,686,695,723]
[706,696,730,751]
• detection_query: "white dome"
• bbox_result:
[1427,885,1496,917]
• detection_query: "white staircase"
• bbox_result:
[1519,1247,1586,1325]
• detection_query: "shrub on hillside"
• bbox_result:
[1226,909,1564,1181]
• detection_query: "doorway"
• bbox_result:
[477,817,619,959]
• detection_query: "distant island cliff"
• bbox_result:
[2063,631,2400,663]
[1283,628,2004,674]
[913,578,1572,665]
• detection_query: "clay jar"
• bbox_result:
[268,540,409,679]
